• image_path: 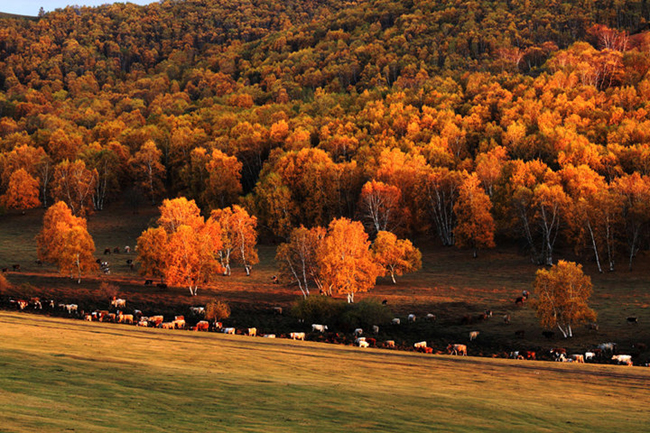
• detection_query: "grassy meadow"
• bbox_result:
[1,311,649,433]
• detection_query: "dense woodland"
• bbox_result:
[3,0,650,276]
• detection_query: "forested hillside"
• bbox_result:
[2,0,650,271]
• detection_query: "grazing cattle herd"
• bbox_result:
[2,294,647,367]
[0,257,647,367]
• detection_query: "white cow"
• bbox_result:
[247,327,257,337]
[353,328,363,337]
[392,318,401,325]
[311,324,328,333]
[469,331,480,341]
[598,342,616,352]
[290,332,305,340]
[222,327,236,335]
[110,298,126,308]
[414,341,427,349]
[190,306,205,315]
[358,340,369,348]
[372,325,379,334]
[408,314,416,322]
[612,354,633,366]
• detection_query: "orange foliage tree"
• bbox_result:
[129,140,166,204]
[246,171,296,238]
[612,173,650,271]
[51,159,97,216]
[533,260,596,338]
[36,201,97,283]
[319,217,383,302]
[371,230,422,284]
[210,205,259,276]
[276,225,326,298]
[203,149,243,209]
[453,173,496,258]
[0,168,41,211]
[357,180,406,236]
[561,164,622,273]
[136,198,224,295]
[135,227,168,282]
[421,167,464,246]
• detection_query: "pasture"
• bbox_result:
[1,311,649,432]
[1,204,650,361]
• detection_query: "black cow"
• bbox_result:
[627,317,638,325]
[144,279,153,286]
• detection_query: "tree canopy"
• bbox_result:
[533,260,597,338]
[3,0,650,269]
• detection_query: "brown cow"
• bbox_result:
[447,344,467,356]
[195,320,209,331]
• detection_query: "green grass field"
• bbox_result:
[1,311,649,432]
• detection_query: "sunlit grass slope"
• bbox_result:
[1,312,648,432]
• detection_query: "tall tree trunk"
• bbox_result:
[76,253,81,284]
[587,221,603,273]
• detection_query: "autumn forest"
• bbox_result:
[3,0,650,315]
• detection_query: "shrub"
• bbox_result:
[0,273,11,293]
[98,282,120,300]
[340,299,393,329]
[206,300,231,322]
[291,296,392,329]
[291,295,345,325]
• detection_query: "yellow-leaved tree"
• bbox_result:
[371,231,422,284]
[453,173,496,258]
[135,227,168,283]
[51,159,98,216]
[533,260,596,338]
[319,218,383,302]
[276,225,326,298]
[36,201,97,283]
[0,168,41,211]
[203,149,243,209]
[136,198,224,295]
[210,205,259,276]
[357,180,407,235]
[129,140,166,204]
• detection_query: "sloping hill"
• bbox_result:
[1,311,648,432]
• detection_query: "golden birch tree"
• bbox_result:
[371,231,422,284]
[533,260,596,338]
